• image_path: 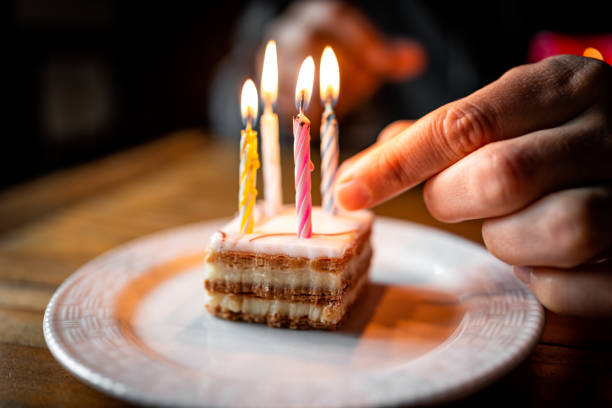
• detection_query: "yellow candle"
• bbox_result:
[239,79,260,233]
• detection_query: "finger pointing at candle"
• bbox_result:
[334,55,609,212]
[294,56,315,239]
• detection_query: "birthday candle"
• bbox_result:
[319,46,340,214]
[260,40,283,216]
[239,79,260,233]
[293,57,315,239]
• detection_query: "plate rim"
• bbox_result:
[43,217,544,407]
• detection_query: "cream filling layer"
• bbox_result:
[205,264,339,290]
[205,242,372,291]
[205,271,368,324]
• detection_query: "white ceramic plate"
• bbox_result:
[44,217,543,407]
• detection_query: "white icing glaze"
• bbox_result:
[208,205,373,259]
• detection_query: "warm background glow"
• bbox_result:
[320,46,340,104]
[261,41,278,104]
[583,47,604,61]
[295,56,315,110]
[241,79,258,123]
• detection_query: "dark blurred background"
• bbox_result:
[7,1,243,187]
[6,0,610,189]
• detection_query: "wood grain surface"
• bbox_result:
[1,130,611,407]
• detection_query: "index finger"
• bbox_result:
[334,55,609,210]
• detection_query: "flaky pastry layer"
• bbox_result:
[204,242,372,302]
[205,270,368,329]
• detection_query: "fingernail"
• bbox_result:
[335,179,372,211]
[514,266,532,285]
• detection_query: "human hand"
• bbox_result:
[260,1,425,133]
[334,55,612,317]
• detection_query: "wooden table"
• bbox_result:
[1,131,611,407]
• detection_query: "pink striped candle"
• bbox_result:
[293,114,312,238]
[293,56,315,239]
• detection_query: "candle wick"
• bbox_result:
[298,95,305,115]
[325,97,333,110]
[247,113,253,130]
[264,99,273,114]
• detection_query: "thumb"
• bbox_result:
[513,263,612,318]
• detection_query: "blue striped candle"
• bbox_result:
[319,46,340,214]
[320,103,338,213]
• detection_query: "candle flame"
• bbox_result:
[320,46,339,105]
[261,40,278,105]
[295,56,315,111]
[241,79,258,126]
[583,47,604,61]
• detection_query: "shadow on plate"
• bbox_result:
[115,254,465,366]
[340,282,464,346]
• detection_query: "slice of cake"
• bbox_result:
[204,205,373,329]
